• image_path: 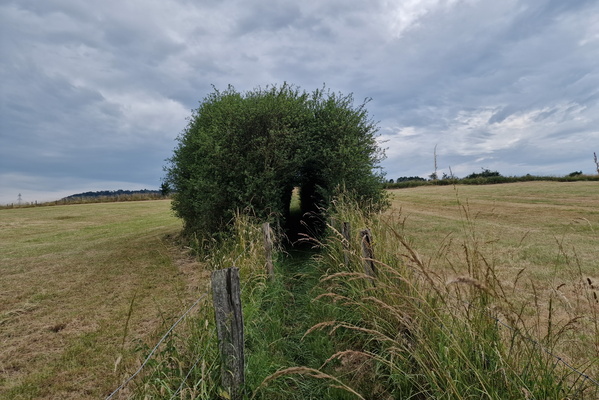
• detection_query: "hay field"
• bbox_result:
[1,182,597,398]
[0,200,206,399]
[389,181,598,378]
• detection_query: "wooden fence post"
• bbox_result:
[262,222,274,280]
[329,217,338,231]
[211,267,245,399]
[342,222,351,267]
[360,229,377,280]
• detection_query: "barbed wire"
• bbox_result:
[105,241,254,399]
[105,292,208,400]
[168,352,205,400]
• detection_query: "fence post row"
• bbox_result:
[211,267,245,399]
[262,222,274,280]
[360,228,377,280]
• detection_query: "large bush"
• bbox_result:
[165,84,386,237]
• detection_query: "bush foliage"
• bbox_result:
[165,83,387,237]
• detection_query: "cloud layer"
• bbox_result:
[1,0,598,203]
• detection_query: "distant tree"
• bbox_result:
[594,152,599,174]
[465,169,502,179]
[160,181,171,196]
[62,189,161,200]
[396,176,426,182]
[165,83,387,237]
[568,171,583,177]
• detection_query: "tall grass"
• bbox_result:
[306,194,597,399]
[128,213,268,399]
[131,194,597,399]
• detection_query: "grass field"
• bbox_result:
[244,180,598,398]
[389,181,599,378]
[0,200,207,399]
[1,182,597,398]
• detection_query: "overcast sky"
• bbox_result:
[1,0,598,204]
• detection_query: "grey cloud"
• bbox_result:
[234,2,302,35]
[2,0,599,203]
[488,106,517,124]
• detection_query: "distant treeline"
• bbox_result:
[384,170,599,189]
[63,189,162,200]
[1,189,167,209]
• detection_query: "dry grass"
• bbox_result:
[303,183,598,398]
[253,367,365,400]
[2,182,596,398]
[388,181,599,379]
[0,200,208,399]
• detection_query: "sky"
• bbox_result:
[1,0,598,204]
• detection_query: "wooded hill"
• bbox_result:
[62,189,162,200]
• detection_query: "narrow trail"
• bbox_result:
[247,229,350,398]
[276,246,325,366]
[246,193,356,398]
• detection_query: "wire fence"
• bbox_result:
[168,351,205,400]
[105,242,254,399]
[105,292,208,400]
[105,234,597,399]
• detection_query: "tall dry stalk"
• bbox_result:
[303,194,598,399]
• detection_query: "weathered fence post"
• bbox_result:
[360,229,377,280]
[329,217,338,231]
[211,267,244,399]
[342,222,351,267]
[262,222,274,280]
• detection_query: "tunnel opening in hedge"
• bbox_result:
[164,83,387,242]
[281,177,328,244]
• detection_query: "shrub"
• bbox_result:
[465,168,502,179]
[165,84,387,238]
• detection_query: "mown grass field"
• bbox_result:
[389,181,598,377]
[1,182,597,398]
[0,200,208,399]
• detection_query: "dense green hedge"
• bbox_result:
[165,84,387,237]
